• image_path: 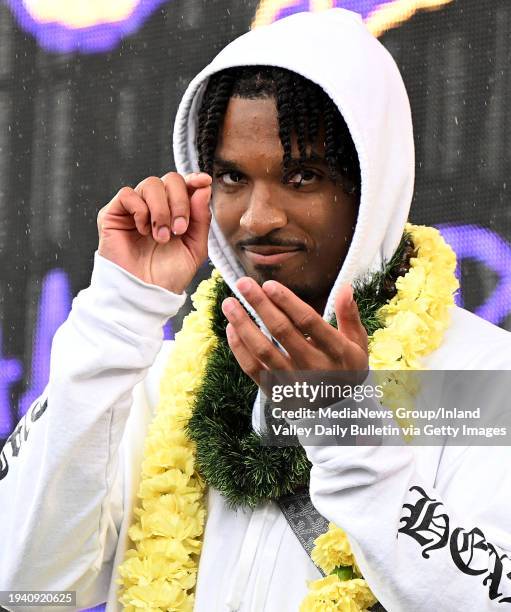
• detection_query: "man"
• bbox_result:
[1,8,511,612]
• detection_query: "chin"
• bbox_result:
[249,266,317,301]
[247,263,289,285]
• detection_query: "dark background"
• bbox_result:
[1,0,511,448]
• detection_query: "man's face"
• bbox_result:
[211,96,358,312]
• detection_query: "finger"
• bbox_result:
[235,277,315,366]
[222,297,289,371]
[183,171,212,194]
[181,183,212,263]
[225,323,264,386]
[261,280,347,356]
[135,176,171,243]
[334,285,368,352]
[160,172,191,235]
[99,186,151,236]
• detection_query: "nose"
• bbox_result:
[239,183,287,236]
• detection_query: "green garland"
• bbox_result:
[186,233,412,508]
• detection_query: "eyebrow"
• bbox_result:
[212,153,329,170]
[212,157,242,171]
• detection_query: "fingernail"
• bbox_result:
[222,298,236,315]
[172,217,187,235]
[157,226,170,241]
[192,172,212,183]
[262,281,277,295]
[236,278,252,294]
[225,323,234,339]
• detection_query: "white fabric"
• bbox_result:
[2,8,511,612]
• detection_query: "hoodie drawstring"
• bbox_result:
[224,503,271,611]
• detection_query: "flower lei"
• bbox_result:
[117,224,458,611]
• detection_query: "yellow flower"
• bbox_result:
[394,264,426,301]
[119,578,194,611]
[369,332,404,369]
[300,575,377,612]
[370,224,457,372]
[311,523,357,575]
[136,536,203,560]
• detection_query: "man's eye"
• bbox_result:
[286,169,320,188]
[216,171,244,185]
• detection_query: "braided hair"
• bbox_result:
[196,66,360,195]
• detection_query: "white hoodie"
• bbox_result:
[1,8,511,612]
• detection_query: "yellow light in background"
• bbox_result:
[23,0,139,28]
[366,0,454,37]
[251,0,314,30]
[251,0,454,35]
[310,0,333,12]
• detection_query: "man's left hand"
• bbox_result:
[221,277,369,386]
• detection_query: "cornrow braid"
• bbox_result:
[274,70,294,170]
[196,66,360,194]
[197,72,236,175]
[291,76,309,163]
[305,83,321,158]
[323,102,339,181]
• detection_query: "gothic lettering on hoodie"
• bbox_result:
[0,397,48,481]
[399,485,511,603]
[398,485,449,557]
[450,528,511,602]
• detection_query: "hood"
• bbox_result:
[173,8,414,324]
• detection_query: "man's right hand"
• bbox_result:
[97,172,212,294]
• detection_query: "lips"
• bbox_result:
[242,245,303,265]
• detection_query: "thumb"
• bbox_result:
[334,284,368,352]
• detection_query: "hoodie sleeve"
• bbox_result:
[306,408,511,611]
[0,253,186,610]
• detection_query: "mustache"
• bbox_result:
[237,236,306,249]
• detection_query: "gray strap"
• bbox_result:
[276,489,329,576]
